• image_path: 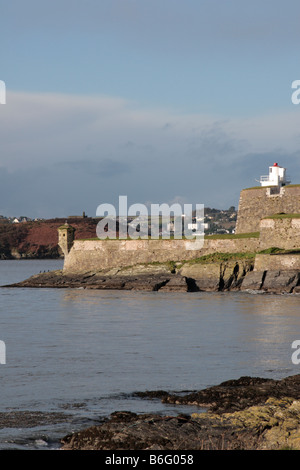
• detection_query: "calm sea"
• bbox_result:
[0,259,300,449]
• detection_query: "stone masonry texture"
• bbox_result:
[235,185,300,234]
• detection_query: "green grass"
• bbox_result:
[263,213,300,219]
[205,232,260,239]
[76,236,203,241]
[258,247,283,254]
[242,184,300,191]
[258,247,300,255]
[179,252,256,266]
[241,186,269,191]
[117,252,256,273]
[77,232,260,242]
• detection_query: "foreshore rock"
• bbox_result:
[61,375,300,450]
[3,258,300,294]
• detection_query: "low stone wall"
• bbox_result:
[259,217,300,250]
[63,237,260,273]
[254,253,300,271]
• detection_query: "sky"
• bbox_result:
[1,0,300,219]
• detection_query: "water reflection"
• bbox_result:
[2,261,300,449]
[57,289,300,381]
[2,272,300,416]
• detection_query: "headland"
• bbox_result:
[4,163,300,294]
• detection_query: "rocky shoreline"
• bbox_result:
[3,258,300,294]
[61,375,300,450]
[2,375,300,450]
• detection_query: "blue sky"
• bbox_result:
[1,0,300,218]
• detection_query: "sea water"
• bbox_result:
[0,259,300,449]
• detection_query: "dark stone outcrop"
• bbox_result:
[2,252,300,294]
[3,271,186,292]
[4,264,300,294]
[240,269,300,294]
[239,270,266,291]
[139,375,300,413]
[61,375,300,450]
[0,410,70,429]
[261,270,300,294]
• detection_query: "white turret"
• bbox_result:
[259,163,291,187]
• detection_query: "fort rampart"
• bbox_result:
[254,253,300,272]
[235,185,300,234]
[259,216,300,251]
[62,237,260,273]
[59,180,300,275]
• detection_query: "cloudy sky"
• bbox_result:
[1,0,300,218]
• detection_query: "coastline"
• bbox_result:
[4,257,300,294]
[61,374,300,450]
[1,374,300,450]
[2,256,300,450]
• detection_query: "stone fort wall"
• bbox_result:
[259,216,300,251]
[254,253,300,272]
[59,183,300,274]
[235,185,300,234]
[62,237,260,273]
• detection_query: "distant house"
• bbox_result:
[12,218,20,224]
[188,223,198,231]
